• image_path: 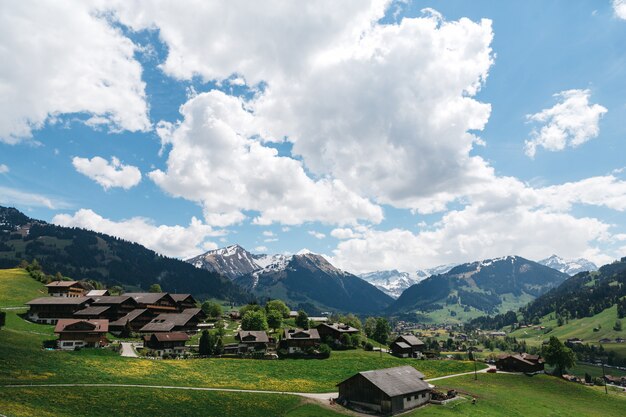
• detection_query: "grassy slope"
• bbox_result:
[510,305,625,352]
[0,268,47,307]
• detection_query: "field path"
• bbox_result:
[119,342,139,358]
[425,364,494,382]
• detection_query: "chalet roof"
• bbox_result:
[26,296,93,305]
[148,332,190,342]
[91,296,137,306]
[397,335,425,346]
[86,290,109,297]
[54,319,109,333]
[46,280,84,288]
[283,328,321,340]
[139,311,198,332]
[237,330,269,343]
[318,322,359,333]
[394,342,411,349]
[74,306,111,316]
[124,293,172,305]
[170,294,196,303]
[339,366,429,398]
[110,309,150,326]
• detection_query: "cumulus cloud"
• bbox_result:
[0,1,150,143]
[524,90,607,158]
[0,164,8,174]
[149,91,383,227]
[72,156,142,190]
[308,231,326,239]
[52,209,221,259]
[0,186,69,209]
[614,0,626,19]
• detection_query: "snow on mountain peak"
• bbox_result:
[538,254,598,276]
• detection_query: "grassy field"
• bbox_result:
[510,305,625,348]
[0,386,307,417]
[0,268,47,307]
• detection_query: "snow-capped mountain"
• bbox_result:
[359,270,421,299]
[186,244,274,280]
[538,254,598,276]
[360,264,457,299]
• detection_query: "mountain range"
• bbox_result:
[537,254,598,276]
[389,255,570,318]
[187,245,393,314]
[359,264,457,299]
[0,206,248,302]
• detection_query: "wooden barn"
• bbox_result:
[337,366,432,415]
[496,353,544,373]
[390,335,425,358]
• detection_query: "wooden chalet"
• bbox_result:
[73,305,112,319]
[234,330,270,353]
[143,332,189,357]
[170,294,198,311]
[109,309,153,333]
[26,296,93,324]
[54,319,109,350]
[495,353,544,373]
[390,335,425,358]
[338,366,431,415]
[124,293,178,313]
[46,280,87,298]
[316,322,360,343]
[90,296,139,320]
[139,309,201,333]
[281,328,321,353]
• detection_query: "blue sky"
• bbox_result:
[1,1,626,273]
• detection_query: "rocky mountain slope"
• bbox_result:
[360,264,457,298]
[537,254,598,276]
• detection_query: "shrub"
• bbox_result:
[364,342,374,351]
[318,343,331,358]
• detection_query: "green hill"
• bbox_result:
[0,206,249,302]
[0,268,47,308]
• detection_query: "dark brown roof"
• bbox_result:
[283,328,321,340]
[124,293,174,305]
[317,322,359,333]
[74,306,111,316]
[109,309,150,326]
[237,331,269,343]
[170,294,196,303]
[46,280,84,288]
[91,296,137,306]
[394,342,411,349]
[26,296,93,305]
[397,335,425,346]
[54,319,109,333]
[139,311,198,332]
[339,366,429,397]
[86,290,109,297]
[149,332,190,342]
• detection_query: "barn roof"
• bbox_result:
[397,334,425,346]
[73,306,111,316]
[26,296,92,305]
[339,366,429,397]
[45,280,84,288]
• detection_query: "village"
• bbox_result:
[15,278,623,416]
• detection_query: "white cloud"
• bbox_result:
[253,246,268,253]
[330,228,362,240]
[308,231,326,240]
[0,186,69,210]
[614,0,626,19]
[149,91,383,227]
[262,231,275,237]
[0,164,9,174]
[0,1,150,143]
[72,156,142,190]
[524,89,607,158]
[52,209,220,259]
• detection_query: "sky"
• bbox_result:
[1,0,626,274]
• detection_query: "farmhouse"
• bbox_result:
[90,296,139,320]
[170,294,198,311]
[281,328,321,353]
[235,330,270,353]
[139,309,202,333]
[45,280,86,297]
[143,332,189,357]
[337,366,432,415]
[86,289,110,297]
[316,322,360,343]
[390,335,425,358]
[54,319,109,350]
[26,296,93,324]
[496,353,544,373]
[73,305,112,319]
[109,308,153,333]
[124,293,178,313]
